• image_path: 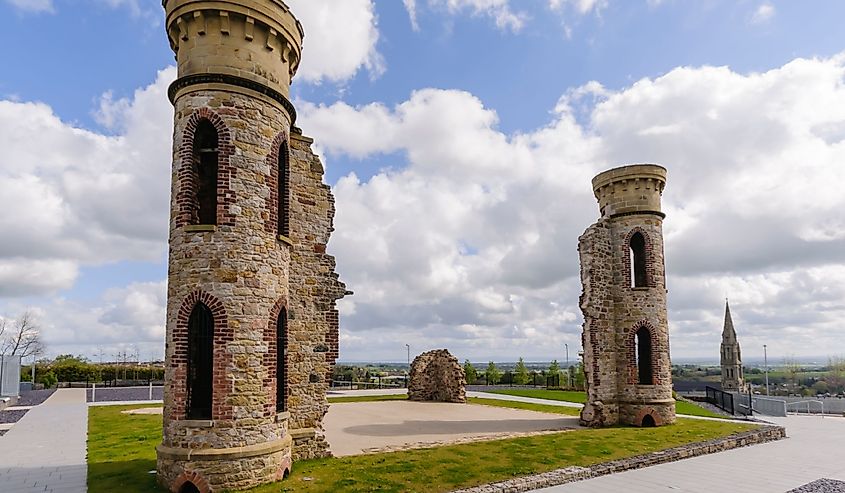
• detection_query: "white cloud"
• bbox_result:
[548,0,607,15]
[287,0,384,83]
[433,0,528,31]
[5,0,53,13]
[751,3,775,24]
[404,0,420,31]
[35,280,166,359]
[302,54,845,360]
[0,67,175,296]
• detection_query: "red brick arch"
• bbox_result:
[633,406,664,427]
[626,319,661,386]
[265,131,291,235]
[170,469,211,493]
[622,227,656,288]
[171,290,232,420]
[175,108,236,227]
[264,297,289,417]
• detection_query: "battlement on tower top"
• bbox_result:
[592,164,667,218]
[163,0,304,101]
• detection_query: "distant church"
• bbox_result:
[720,301,746,392]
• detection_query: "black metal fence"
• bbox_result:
[706,386,738,415]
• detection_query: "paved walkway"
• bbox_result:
[0,388,88,493]
[324,400,580,456]
[535,415,845,493]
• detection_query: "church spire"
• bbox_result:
[722,299,737,343]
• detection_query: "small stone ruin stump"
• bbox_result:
[408,349,466,403]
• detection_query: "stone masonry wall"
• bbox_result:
[286,130,347,459]
[579,165,675,428]
[408,349,466,403]
[160,90,294,492]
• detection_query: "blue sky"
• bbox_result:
[1,0,844,364]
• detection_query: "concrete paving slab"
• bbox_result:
[534,415,845,493]
[0,388,87,493]
[324,400,581,456]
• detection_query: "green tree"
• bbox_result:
[547,359,562,387]
[514,357,530,385]
[486,361,501,385]
[463,360,478,384]
[574,362,586,390]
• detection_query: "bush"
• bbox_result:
[40,371,58,388]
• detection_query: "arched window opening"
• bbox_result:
[629,232,647,288]
[636,326,653,385]
[187,302,214,419]
[276,308,287,412]
[180,482,200,493]
[193,120,219,225]
[277,141,290,237]
[641,414,656,427]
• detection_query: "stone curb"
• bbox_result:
[451,425,786,493]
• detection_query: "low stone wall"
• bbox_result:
[452,425,786,493]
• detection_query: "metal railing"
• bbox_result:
[706,386,739,415]
[787,400,825,415]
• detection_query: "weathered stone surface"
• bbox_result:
[157,1,346,491]
[408,349,466,403]
[720,301,747,392]
[579,165,675,428]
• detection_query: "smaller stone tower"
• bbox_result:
[578,164,676,427]
[720,301,746,392]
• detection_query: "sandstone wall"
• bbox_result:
[579,165,675,428]
[408,349,466,403]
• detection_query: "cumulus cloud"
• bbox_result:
[28,281,166,359]
[751,3,775,24]
[287,0,384,83]
[5,0,53,13]
[0,67,174,296]
[302,54,845,360]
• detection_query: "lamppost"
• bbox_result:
[405,344,410,388]
[763,344,769,396]
[565,343,570,388]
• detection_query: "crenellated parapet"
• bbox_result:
[592,164,666,218]
[163,0,303,116]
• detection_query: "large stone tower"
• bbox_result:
[578,164,676,427]
[157,2,347,492]
[720,301,746,392]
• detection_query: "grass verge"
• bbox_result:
[327,393,409,403]
[87,404,163,493]
[89,402,752,493]
[468,397,581,416]
[486,388,726,419]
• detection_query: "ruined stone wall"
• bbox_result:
[578,220,618,426]
[579,165,675,428]
[408,349,466,403]
[286,131,347,460]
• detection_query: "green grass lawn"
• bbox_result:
[89,401,751,493]
[486,388,727,419]
[327,393,409,403]
[487,388,588,404]
[87,404,163,493]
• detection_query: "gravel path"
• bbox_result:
[87,386,163,402]
[15,389,56,407]
[789,479,845,493]
[0,409,29,424]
